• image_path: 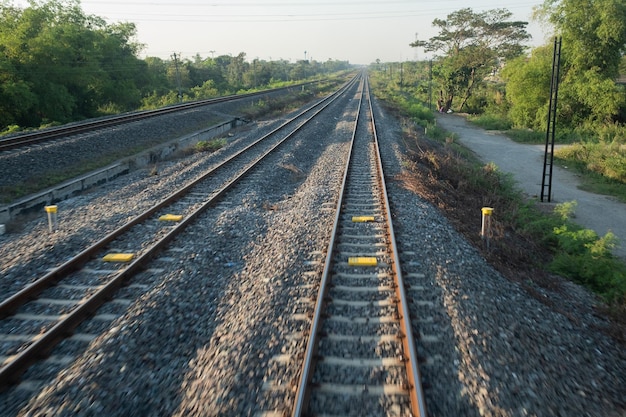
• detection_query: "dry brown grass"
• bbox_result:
[395,123,626,344]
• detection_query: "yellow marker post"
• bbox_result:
[348,257,378,267]
[102,253,135,263]
[352,216,375,223]
[481,207,494,248]
[44,205,58,232]
[159,214,183,222]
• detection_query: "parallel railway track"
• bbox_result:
[0,76,357,390]
[0,83,314,152]
[291,76,427,416]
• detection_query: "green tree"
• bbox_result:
[190,79,219,100]
[93,22,146,112]
[227,52,248,90]
[501,45,553,129]
[0,51,36,128]
[411,8,530,112]
[532,0,626,126]
[0,0,148,128]
[537,0,626,78]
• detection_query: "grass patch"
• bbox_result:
[195,138,227,153]
[518,201,626,303]
[505,129,545,144]
[240,81,342,121]
[467,114,512,131]
[554,156,626,203]
[554,139,626,202]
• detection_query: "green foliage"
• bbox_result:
[523,0,626,131]
[368,70,435,126]
[550,225,625,298]
[190,80,220,100]
[538,0,626,78]
[501,47,553,130]
[558,68,626,126]
[195,138,226,153]
[1,124,21,135]
[412,7,530,112]
[517,200,626,302]
[0,2,353,132]
[374,67,626,305]
[140,91,181,110]
[555,139,626,184]
[0,0,146,128]
[399,99,434,124]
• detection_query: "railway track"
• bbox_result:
[0,75,358,390]
[0,83,314,152]
[290,76,427,416]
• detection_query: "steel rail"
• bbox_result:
[291,72,427,416]
[368,76,428,417]
[0,81,320,152]
[0,75,356,319]
[0,75,359,389]
[291,74,363,417]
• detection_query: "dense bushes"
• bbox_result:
[370,73,626,307]
[0,1,352,133]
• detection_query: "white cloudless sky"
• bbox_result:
[15,0,553,64]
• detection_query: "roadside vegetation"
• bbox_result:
[369,69,626,333]
[194,138,227,153]
[368,0,626,317]
[392,1,626,204]
[0,0,352,135]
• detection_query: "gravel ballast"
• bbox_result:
[1,82,624,416]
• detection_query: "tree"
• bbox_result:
[0,53,36,127]
[536,0,626,78]
[529,0,626,126]
[0,0,149,128]
[227,52,248,90]
[411,8,530,112]
[501,46,553,129]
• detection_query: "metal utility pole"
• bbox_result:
[171,52,183,103]
[540,37,562,202]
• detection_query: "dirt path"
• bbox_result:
[435,113,626,260]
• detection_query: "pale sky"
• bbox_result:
[15,0,553,64]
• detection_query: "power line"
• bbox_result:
[93,5,538,23]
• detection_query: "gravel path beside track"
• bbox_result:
[435,113,626,261]
[0,90,624,416]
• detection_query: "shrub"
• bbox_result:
[195,138,226,153]
[518,201,626,303]
[550,225,625,298]
[556,142,626,184]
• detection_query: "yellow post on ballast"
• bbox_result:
[44,205,58,232]
[481,207,494,248]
